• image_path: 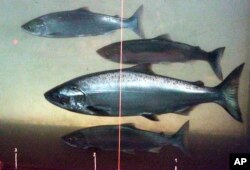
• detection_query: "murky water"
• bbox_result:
[0,0,249,169]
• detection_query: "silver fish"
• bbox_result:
[44,63,244,122]
[97,34,225,80]
[62,121,189,154]
[22,6,144,38]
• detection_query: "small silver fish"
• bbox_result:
[62,121,189,154]
[22,6,144,38]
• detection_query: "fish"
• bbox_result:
[62,121,189,154]
[97,34,225,80]
[44,63,244,122]
[21,5,144,38]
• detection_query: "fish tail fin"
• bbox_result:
[208,47,225,80]
[129,5,145,38]
[215,63,244,122]
[170,121,189,155]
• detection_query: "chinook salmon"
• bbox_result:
[62,121,189,154]
[44,63,244,122]
[22,5,144,38]
[97,34,225,80]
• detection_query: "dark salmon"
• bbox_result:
[62,121,189,154]
[97,34,225,80]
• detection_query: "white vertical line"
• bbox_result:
[93,152,96,170]
[174,158,178,170]
[14,148,17,170]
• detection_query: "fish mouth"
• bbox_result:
[21,24,26,30]
[44,91,62,107]
[44,91,80,113]
[21,19,47,36]
[21,24,41,36]
[44,91,52,102]
[21,23,32,33]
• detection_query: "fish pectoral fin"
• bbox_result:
[149,147,162,153]
[141,113,159,121]
[153,34,172,41]
[86,105,111,116]
[190,80,204,87]
[129,64,156,75]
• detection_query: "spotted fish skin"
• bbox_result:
[44,64,244,122]
[22,6,144,38]
[62,121,189,154]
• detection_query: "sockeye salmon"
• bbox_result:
[44,63,244,122]
[62,121,189,154]
[97,34,225,80]
[22,5,144,38]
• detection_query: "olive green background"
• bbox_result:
[0,0,249,137]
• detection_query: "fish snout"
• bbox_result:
[61,134,81,148]
[44,91,60,104]
[21,22,33,32]
[21,18,46,35]
[61,136,77,148]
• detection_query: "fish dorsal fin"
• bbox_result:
[153,34,172,41]
[128,64,155,75]
[76,7,90,11]
[122,123,136,129]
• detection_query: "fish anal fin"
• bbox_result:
[142,113,159,121]
[149,147,162,153]
[129,64,155,75]
[153,34,172,41]
[86,105,111,116]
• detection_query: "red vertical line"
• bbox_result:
[118,0,124,170]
